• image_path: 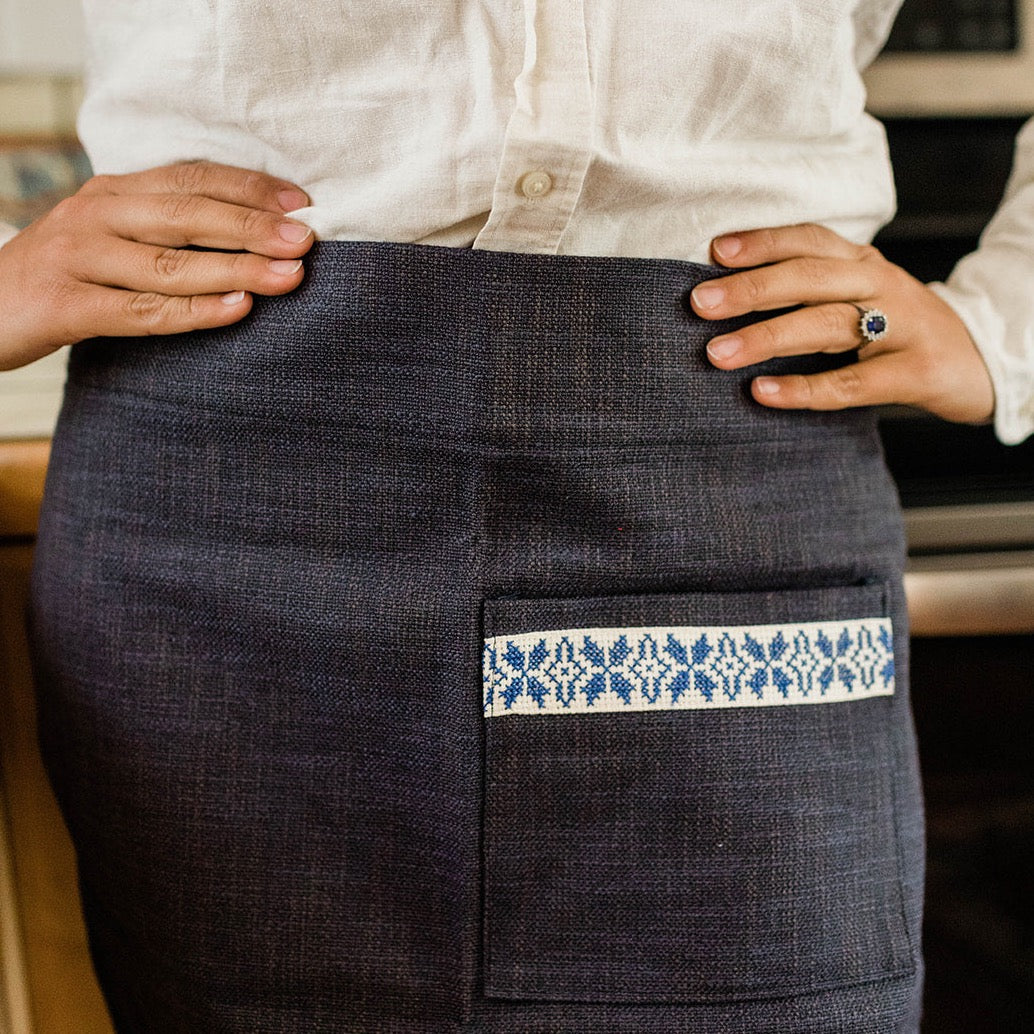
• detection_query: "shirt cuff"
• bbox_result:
[927,279,1034,446]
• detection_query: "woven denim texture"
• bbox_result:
[29,241,924,1033]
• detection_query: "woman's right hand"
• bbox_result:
[0,160,314,371]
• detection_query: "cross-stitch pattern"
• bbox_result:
[483,617,894,716]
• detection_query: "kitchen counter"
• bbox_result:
[0,440,49,539]
[0,437,113,1034]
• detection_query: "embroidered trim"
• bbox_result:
[483,618,894,717]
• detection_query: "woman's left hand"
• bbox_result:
[691,223,995,425]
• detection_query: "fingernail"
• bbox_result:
[277,188,309,212]
[713,235,743,260]
[221,290,246,305]
[692,285,724,310]
[707,335,741,362]
[754,377,780,396]
[269,258,303,275]
[279,221,312,243]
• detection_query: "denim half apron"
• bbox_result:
[28,241,925,1033]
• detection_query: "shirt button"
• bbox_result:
[517,170,554,199]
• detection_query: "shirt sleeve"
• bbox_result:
[927,116,1034,445]
[0,222,19,249]
[852,1,902,69]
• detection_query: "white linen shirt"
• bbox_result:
[2,0,1033,442]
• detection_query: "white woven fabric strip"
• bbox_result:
[483,618,894,717]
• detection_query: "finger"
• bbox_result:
[81,161,310,215]
[78,237,306,298]
[689,256,878,319]
[711,223,866,267]
[93,192,313,258]
[706,302,867,369]
[73,282,255,340]
[749,353,914,412]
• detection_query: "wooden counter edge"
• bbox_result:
[0,441,50,540]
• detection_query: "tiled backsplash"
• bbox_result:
[1,73,88,439]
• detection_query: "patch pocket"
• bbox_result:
[480,582,913,1003]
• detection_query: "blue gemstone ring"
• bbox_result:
[851,304,889,344]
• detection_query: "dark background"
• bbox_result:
[875,103,1034,1034]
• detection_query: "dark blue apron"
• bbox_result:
[29,241,924,1032]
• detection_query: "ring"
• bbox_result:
[851,304,889,344]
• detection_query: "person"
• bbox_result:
[0,2,1031,1032]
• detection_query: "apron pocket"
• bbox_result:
[480,581,914,1003]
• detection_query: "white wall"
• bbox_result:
[0,0,84,74]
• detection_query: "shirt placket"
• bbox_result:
[473,0,594,253]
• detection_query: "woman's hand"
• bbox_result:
[0,160,314,371]
[691,223,995,425]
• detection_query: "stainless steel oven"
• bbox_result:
[864,6,1034,1030]
[860,1,1034,638]
[864,0,1034,117]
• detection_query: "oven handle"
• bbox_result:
[905,553,1034,637]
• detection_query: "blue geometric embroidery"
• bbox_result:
[483,618,894,716]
